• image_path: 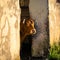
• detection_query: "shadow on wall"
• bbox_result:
[29,0,49,57]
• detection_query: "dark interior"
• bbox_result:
[20,0,32,60]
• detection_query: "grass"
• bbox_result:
[48,42,60,60]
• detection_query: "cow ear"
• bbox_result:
[23,19,25,24]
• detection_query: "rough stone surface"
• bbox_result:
[49,0,60,46]
[0,0,20,60]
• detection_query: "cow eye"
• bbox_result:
[30,20,33,23]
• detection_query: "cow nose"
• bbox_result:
[32,29,36,34]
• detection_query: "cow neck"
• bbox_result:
[20,30,27,43]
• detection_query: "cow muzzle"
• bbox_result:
[31,29,36,34]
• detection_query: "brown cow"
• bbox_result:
[20,18,36,44]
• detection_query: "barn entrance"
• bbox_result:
[20,0,49,60]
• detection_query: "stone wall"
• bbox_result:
[48,0,60,46]
[0,0,20,60]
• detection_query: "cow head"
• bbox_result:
[20,18,36,36]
